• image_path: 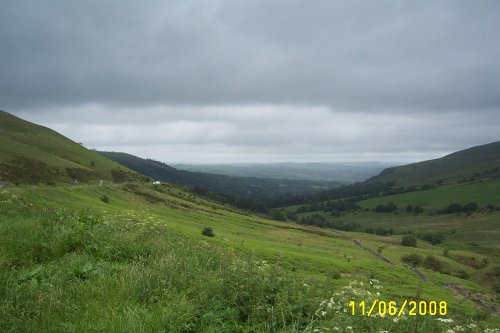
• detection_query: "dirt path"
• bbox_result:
[445,284,499,315]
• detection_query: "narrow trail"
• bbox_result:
[445,284,499,315]
[352,239,395,265]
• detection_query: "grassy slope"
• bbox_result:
[369,141,500,186]
[367,141,500,186]
[1,184,499,331]
[358,180,500,210]
[0,111,141,184]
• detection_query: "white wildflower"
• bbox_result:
[436,318,454,323]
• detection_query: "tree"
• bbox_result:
[402,235,417,247]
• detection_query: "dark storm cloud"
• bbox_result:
[1,0,500,111]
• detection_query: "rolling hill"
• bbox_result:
[0,110,144,184]
[367,141,500,186]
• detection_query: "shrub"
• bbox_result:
[462,202,478,213]
[413,205,424,214]
[422,255,443,271]
[455,270,469,280]
[494,281,500,294]
[100,195,110,204]
[375,227,393,236]
[405,204,413,213]
[202,227,215,237]
[401,253,422,267]
[419,233,445,245]
[446,203,462,213]
[401,235,417,247]
[373,202,397,213]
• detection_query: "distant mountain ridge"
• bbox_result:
[367,141,500,186]
[98,151,340,202]
[173,162,391,182]
[0,110,142,184]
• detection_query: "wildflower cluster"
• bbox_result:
[436,318,498,333]
[309,279,410,332]
[108,210,167,234]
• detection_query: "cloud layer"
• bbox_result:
[1,1,499,162]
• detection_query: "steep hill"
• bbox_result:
[367,141,500,186]
[99,151,340,203]
[0,110,143,184]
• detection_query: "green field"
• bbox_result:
[357,181,500,211]
[1,183,499,332]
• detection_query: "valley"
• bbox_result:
[0,110,499,332]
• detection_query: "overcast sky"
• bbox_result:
[1,1,499,163]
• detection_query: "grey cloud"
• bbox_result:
[1,0,500,111]
[2,1,499,163]
[18,105,500,163]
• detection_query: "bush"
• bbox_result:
[494,281,500,294]
[202,227,215,237]
[100,195,110,204]
[375,227,393,236]
[422,255,443,271]
[413,205,424,214]
[373,202,397,213]
[401,254,422,267]
[401,235,417,247]
[455,270,469,280]
[446,203,462,213]
[462,202,478,213]
[419,233,445,245]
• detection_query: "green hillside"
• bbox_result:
[1,113,499,331]
[1,183,499,332]
[367,141,500,186]
[357,181,500,211]
[0,111,143,184]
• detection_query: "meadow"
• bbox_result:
[1,183,498,332]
